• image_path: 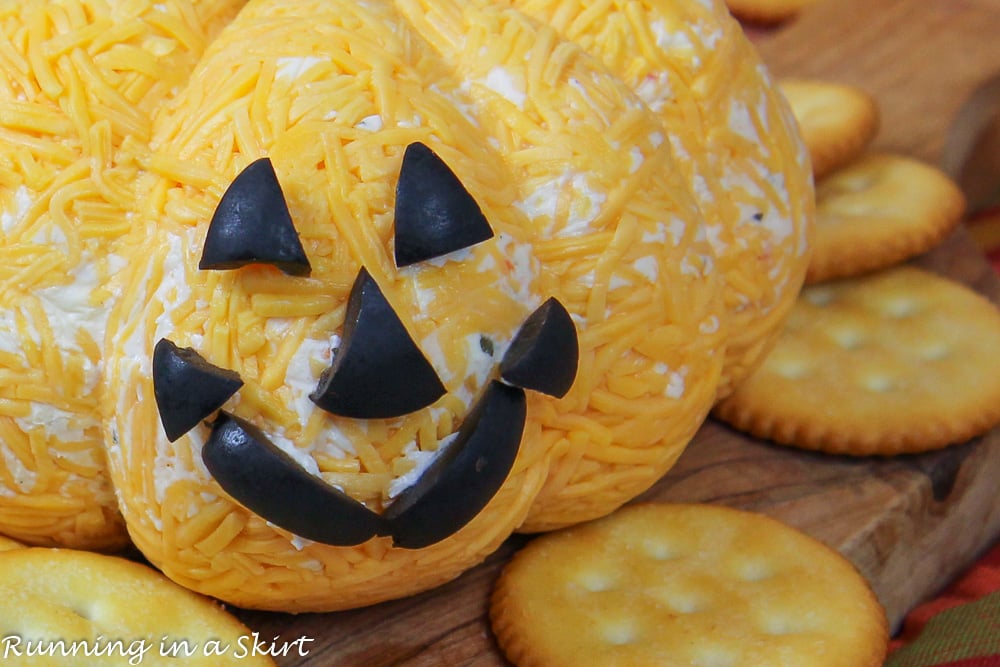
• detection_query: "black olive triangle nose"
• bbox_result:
[199,157,312,276]
[393,142,495,268]
[152,339,244,442]
[309,267,446,419]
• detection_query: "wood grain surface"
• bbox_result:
[229,0,1000,664]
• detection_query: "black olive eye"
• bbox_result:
[203,412,386,546]
[199,157,311,276]
[152,339,243,442]
[309,267,446,419]
[393,142,494,268]
[383,380,526,549]
[500,298,579,398]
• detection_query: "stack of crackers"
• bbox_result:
[489,79,1000,667]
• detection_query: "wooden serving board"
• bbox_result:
[231,1,1000,663]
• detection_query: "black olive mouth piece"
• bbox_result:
[199,380,526,550]
[202,412,387,546]
[152,339,243,442]
[500,297,579,398]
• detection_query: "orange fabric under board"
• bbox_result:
[886,540,1000,665]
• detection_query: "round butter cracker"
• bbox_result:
[807,154,965,284]
[0,548,276,666]
[779,78,880,179]
[713,266,1000,455]
[491,503,888,667]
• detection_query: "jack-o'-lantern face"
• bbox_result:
[151,143,578,549]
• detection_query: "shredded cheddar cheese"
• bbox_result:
[0,0,244,549]
[396,0,732,531]
[102,0,546,610]
[507,0,814,402]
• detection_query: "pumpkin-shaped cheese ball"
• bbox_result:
[101,0,726,611]
[508,0,814,401]
[0,0,244,549]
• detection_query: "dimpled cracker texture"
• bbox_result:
[101,0,725,611]
[714,267,1000,455]
[807,153,965,284]
[0,0,245,550]
[491,504,888,667]
[0,548,275,666]
[507,0,814,409]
